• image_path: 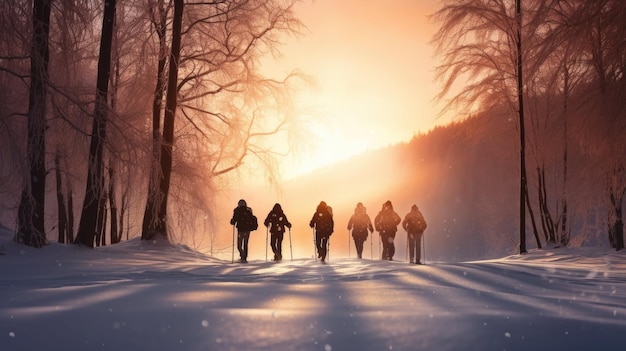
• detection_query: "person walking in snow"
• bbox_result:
[309,201,334,263]
[402,204,427,264]
[230,199,258,263]
[347,202,373,259]
[264,203,292,262]
[374,200,401,261]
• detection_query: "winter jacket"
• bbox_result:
[402,206,427,234]
[348,206,373,239]
[310,201,334,237]
[374,201,401,237]
[230,205,257,232]
[264,203,292,234]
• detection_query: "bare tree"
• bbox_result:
[54,149,71,243]
[0,1,31,231]
[142,0,184,240]
[142,0,170,240]
[579,0,626,250]
[142,0,305,241]
[15,0,52,248]
[432,0,554,251]
[75,0,117,247]
[515,0,528,253]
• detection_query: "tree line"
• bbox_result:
[0,0,306,248]
[433,0,625,251]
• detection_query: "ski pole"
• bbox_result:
[231,225,235,264]
[370,231,373,260]
[289,227,293,261]
[265,226,269,262]
[407,234,410,263]
[378,232,383,260]
[312,228,317,260]
[348,229,351,258]
[423,232,426,265]
[326,236,330,262]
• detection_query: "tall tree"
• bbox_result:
[143,0,183,240]
[515,0,528,253]
[432,0,551,251]
[581,0,626,250]
[54,150,69,243]
[15,0,52,248]
[142,0,170,240]
[142,0,305,241]
[74,0,117,247]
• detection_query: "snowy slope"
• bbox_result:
[1,229,625,351]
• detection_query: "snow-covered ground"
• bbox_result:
[1,229,625,351]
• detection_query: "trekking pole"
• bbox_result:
[378,232,381,260]
[312,228,317,260]
[423,233,426,265]
[348,229,351,258]
[327,236,330,262]
[407,234,410,262]
[265,226,269,262]
[370,231,373,260]
[289,227,293,261]
[231,225,235,264]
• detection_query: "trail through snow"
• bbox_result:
[1,233,625,351]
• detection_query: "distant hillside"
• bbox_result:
[283,105,609,262]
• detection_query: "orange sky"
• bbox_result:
[262,0,446,178]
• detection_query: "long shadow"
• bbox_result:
[3,249,626,351]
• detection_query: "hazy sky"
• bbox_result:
[262,0,445,178]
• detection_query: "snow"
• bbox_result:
[1,227,625,351]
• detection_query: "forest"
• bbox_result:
[1,0,309,249]
[0,0,624,257]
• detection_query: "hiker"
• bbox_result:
[309,201,334,263]
[374,200,401,261]
[402,204,427,264]
[264,203,292,262]
[230,199,258,263]
[347,202,373,259]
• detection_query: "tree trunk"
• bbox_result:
[121,191,128,241]
[109,167,120,244]
[143,0,184,240]
[608,168,625,251]
[16,0,51,248]
[560,94,569,247]
[142,0,168,240]
[516,0,527,254]
[537,166,556,243]
[54,151,68,243]
[66,180,75,243]
[75,0,116,247]
[95,192,107,247]
[524,186,542,249]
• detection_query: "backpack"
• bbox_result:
[352,213,371,233]
[315,210,334,236]
[240,208,258,231]
[407,212,427,232]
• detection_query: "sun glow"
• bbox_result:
[260,0,444,179]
